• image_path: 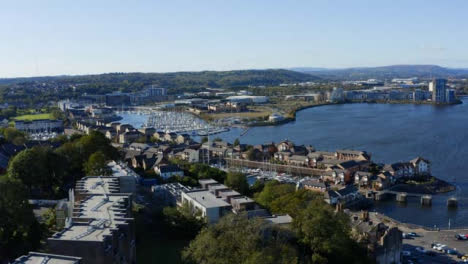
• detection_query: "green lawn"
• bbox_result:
[12,113,54,121]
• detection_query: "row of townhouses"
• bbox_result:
[12,162,139,264]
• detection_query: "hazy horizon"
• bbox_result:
[2,0,468,77]
[2,63,468,79]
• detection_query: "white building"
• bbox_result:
[226,95,269,104]
[181,190,231,224]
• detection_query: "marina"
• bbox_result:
[116,110,229,136]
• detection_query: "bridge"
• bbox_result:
[366,190,458,208]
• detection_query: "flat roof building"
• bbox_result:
[181,190,231,224]
[12,252,82,264]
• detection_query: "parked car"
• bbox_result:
[446,248,458,255]
[407,232,417,237]
[433,244,446,251]
[456,234,467,240]
[402,251,411,257]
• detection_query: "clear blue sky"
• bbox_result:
[1,0,468,77]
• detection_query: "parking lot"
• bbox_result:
[399,226,468,263]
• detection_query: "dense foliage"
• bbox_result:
[224,171,249,195]
[182,214,298,264]
[7,131,118,198]
[0,176,42,262]
[182,181,371,264]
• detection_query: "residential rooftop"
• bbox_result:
[231,196,255,204]
[73,194,130,226]
[75,176,120,194]
[184,190,231,208]
[49,220,116,242]
[12,252,81,264]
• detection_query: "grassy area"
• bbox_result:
[197,98,327,124]
[9,113,54,125]
[12,113,54,121]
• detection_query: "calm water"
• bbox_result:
[214,98,468,228]
[119,99,468,227]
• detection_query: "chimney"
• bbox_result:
[360,210,369,222]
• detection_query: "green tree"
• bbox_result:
[201,136,208,143]
[54,141,83,179]
[84,151,112,176]
[182,214,298,264]
[2,127,26,145]
[293,201,370,264]
[76,131,119,160]
[162,203,205,238]
[8,146,66,198]
[233,138,240,146]
[224,172,249,195]
[254,181,295,209]
[0,177,41,262]
[188,163,226,182]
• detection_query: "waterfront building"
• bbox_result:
[329,87,344,102]
[335,150,370,161]
[409,157,430,176]
[430,78,447,103]
[412,89,431,101]
[446,89,456,103]
[268,113,284,122]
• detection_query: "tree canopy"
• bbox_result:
[0,176,41,262]
[182,214,298,264]
[224,171,249,195]
[8,146,66,198]
[84,151,112,176]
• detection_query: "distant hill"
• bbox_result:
[292,65,468,80]
[0,69,319,89]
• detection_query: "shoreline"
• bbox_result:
[247,99,463,127]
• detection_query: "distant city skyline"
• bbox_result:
[2,0,468,78]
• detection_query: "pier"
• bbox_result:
[447,197,458,208]
[368,190,458,208]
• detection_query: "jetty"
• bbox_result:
[366,190,458,208]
